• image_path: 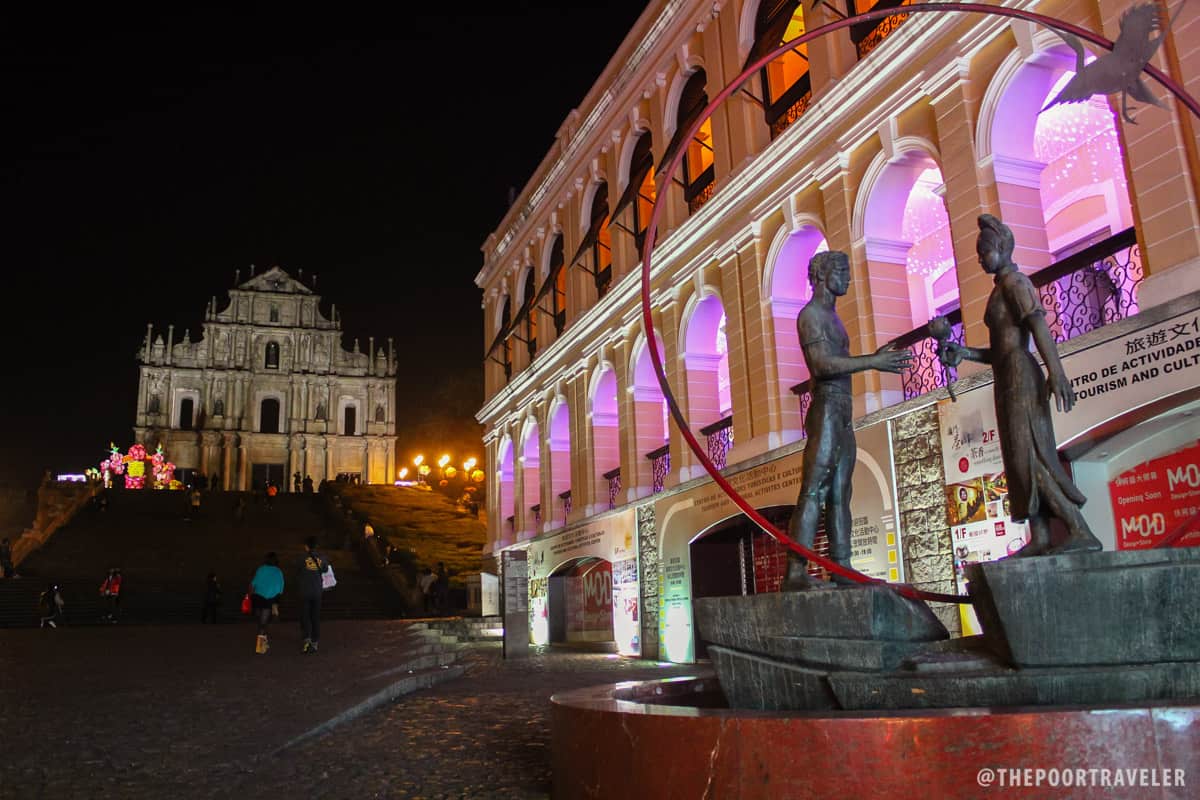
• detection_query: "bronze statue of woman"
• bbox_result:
[937,214,1102,556]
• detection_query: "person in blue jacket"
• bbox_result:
[249,552,283,654]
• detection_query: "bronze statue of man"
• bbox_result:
[782,251,912,590]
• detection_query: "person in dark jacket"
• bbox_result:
[297,536,327,654]
[202,571,222,623]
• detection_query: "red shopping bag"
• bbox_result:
[240,593,251,615]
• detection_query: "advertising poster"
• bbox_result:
[611,557,640,655]
[1109,439,1200,549]
[653,422,900,663]
[525,508,639,654]
[938,393,1028,636]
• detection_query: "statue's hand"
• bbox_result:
[873,342,913,374]
[938,341,966,368]
[1047,368,1076,414]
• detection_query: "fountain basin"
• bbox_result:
[550,675,1198,799]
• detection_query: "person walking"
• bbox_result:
[302,474,314,494]
[99,567,123,623]
[297,537,328,654]
[293,472,302,494]
[39,583,65,628]
[249,553,284,654]
[0,537,14,578]
[201,571,222,623]
[187,486,202,520]
[435,562,449,613]
[419,568,437,614]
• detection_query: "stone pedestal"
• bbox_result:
[966,549,1200,667]
[700,549,1200,713]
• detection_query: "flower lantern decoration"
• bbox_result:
[99,442,178,490]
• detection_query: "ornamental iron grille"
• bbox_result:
[701,416,735,471]
[850,0,913,60]
[897,313,964,401]
[1032,228,1141,344]
[790,380,814,438]
[648,445,670,494]
[770,91,813,139]
[604,467,621,510]
[687,178,716,215]
[559,490,572,520]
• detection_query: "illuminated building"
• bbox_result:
[134,266,397,489]
[476,0,1200,661]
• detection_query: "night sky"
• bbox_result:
[1,2,648,485]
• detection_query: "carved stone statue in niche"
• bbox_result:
[147,394,161,414]
[375,405,385,423]
[212,399,225,417]
[315,402,327,421]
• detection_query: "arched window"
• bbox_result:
[665,71,715,215]
[344,405,357,436]
[591,367,620,510]
[613,132,656,256]
[589,185,613,298]
[497,438,515,546]
[767,225,828,440]
[500,297,513,381]
[522,267,538,359]
[862,151,959,401]
[550,235,566,335]
[179,397,195,430]
[746,1,811,137]
[684,294,733,467]
[548,401,572,526]
[265,341,280,370]
[270,305,280,323]
[260,398,281,434]
[521,421,541,536]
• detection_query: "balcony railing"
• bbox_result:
[892,309,965,401]
[559,489,572,520]
[647,444,670,494]
[603,467,621,510]
[852,0,913,60]
[789,380,814,438]
[700,416,734,470]
[1031,227,1141,343]
[769,90,813,140]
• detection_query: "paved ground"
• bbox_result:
[0,621,699,799]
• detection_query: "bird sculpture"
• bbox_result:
[1044,0,1188,123]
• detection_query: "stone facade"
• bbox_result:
[637,504,660,660]
[892,407,958,635]
[134,266,397,489]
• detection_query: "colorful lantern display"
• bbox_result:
[99,442,176,489]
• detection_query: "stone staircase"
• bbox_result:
[0,489,404,627]
[420,615,504,644]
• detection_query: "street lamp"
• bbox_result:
[413,454,425,467]
[399,467,409,480]
[463,457,477,472]
[437,454,450,469]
